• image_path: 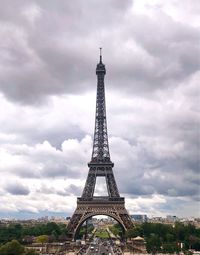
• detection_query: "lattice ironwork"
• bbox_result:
[91,48,110,163]
[67,49,133,239]
[67,201,132,239]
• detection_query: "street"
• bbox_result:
[85,239,122,255]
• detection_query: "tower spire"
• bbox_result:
[99,47,102,63]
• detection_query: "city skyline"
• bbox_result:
[0,0,199,219]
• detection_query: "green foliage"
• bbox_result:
[187,235,200,250]
[126,225,143,238]
[0,222,68,244]
[162,242,179,253]
[165,233,175,242]
[0,225,23,244]
[109,224,123,238]
[35,235,49,244]
[126,222,200,253]
[0,240,38,255]
[0,240,24,255]
[146,234,162,254]
[95,229,109,239]
[44,222,61,236]
[76,223,94,239]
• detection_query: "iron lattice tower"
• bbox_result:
[67,49,133,239]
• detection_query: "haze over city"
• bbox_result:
[0,0,199,219]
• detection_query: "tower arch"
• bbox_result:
[74,213,126,240]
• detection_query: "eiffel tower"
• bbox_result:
[67,49,133,239]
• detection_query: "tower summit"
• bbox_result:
[67,50,133,239]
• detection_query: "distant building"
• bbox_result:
[130,214,148,222]
[149,217,165,223]
[166,215,178,223]
[38,216,49,222]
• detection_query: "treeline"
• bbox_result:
[0,222,68,244]
[125,222,200,253]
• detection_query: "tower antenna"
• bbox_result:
[99,47,102,62]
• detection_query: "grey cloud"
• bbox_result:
[112,112,199,200]
[0,0,132,104]
[42,164,76,178]
[108,14,200,94]
[17,125,85,149]
[37,184,82,197]
[117,151,200,200]
[119,171,200,200]
[157,197,200,217]
[0,0,200,104]
[12,166,39,179]
[57,184,82,196]
[109,72,199,202]
[121,183,155,196]
[67,184,82,196]
[36,185,55,195]
[9,157,80,179]
[5,182,30,195]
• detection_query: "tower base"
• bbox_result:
[67,197,133,240]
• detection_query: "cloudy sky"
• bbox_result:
[0,0,199,219]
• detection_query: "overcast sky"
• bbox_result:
[0,0,199,219]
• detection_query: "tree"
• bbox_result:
[35,235,48,254]
[45,222,61,236]
[126,225,143,239]
[188,235,200,250]
[35,235,49,244]
[165,233,175,242]
[0,240,24,255]
[162,243,179,253]
[0,222,68,245]
[146,234,161,254]
[174,222,186,241]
